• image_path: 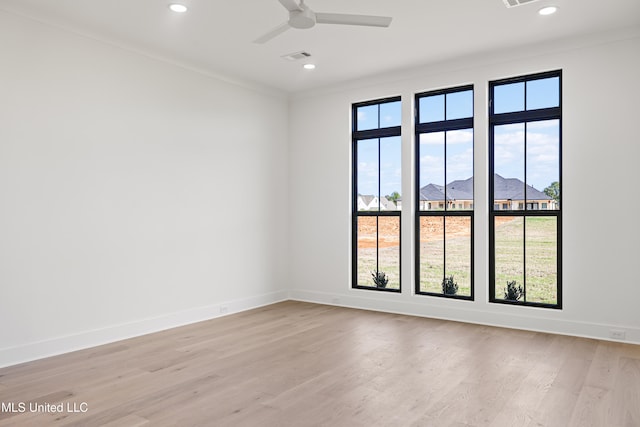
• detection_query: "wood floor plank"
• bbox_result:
[528,339,595,427]
[568,385,610,427]
[608,356,640,427]
[0,301,638,426]
[100,414,150,427]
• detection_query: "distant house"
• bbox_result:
[419,179,474,210]
[357,195,378,210]
[492,174,557,210]
[357,194,400,211]
[419,175,557,210]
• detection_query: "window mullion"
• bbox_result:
[523,122,527,300]
[377,137,381,276]
[443,130,447,282]
[523,213,527,303]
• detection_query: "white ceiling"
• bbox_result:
[1,0,639,94]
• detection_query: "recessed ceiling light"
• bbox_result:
[303,64,316,70]
[169,4,188,13]
[538,6,558,15]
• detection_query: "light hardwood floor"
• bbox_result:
[1,301,639,426]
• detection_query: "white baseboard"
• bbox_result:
[289,289,640,346]
[3,288,636,369]
[0,290,289,369]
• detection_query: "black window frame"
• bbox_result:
[415,85,474,300]
[352,96,402,293]
[489,70,563,309]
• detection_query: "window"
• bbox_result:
[415,86,474,299]
[489,70,562,308]
[352,97,401,291]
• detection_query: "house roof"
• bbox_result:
[357,195,398,210]
[419,184,449,202]
[446,177,474,201]
[358,195,376,206]
[494,174,550,201]
[380,197,396,210]
[419,175,551,201]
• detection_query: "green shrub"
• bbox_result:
[504,280,524,301]
[442,276,458,295]
[371,271,389,288]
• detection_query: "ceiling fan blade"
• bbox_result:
[253,22,291,44]
[278,0,302,12]
[315,13,392,27]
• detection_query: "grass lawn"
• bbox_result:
[418,236,472,296]
[494,216,557,304]
[355,216,557,303]
[356,216,400,290]
[356,246,400,289]
[419,217,472,296]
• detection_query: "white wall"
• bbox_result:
[288,29,640,344]
[0,10,289,367]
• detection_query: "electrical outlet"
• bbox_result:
[220,306,229,315]
[609,329,626,340]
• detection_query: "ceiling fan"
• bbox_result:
[254,0,393,44]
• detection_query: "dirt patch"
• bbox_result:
[357,216,517,249]
[418,217,471,242]
[357,216,400,248]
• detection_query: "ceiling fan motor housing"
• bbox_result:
[290,7,316,29]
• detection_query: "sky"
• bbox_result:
[356,77,560,197]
